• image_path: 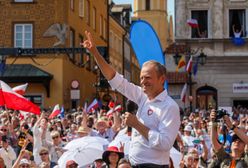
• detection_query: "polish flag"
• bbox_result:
[0,88,4,106]
[106,105,122,117]
[186,56,193,73]
[0,81,40,115]
[187,19,198,28]
[180,83,187,103]
[86,99,98,113]
[49,104,60,119]
[12,83,28,96]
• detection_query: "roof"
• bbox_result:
[167,72,188,84]
[111,4,132,12]
[0,64,53,97]
[0,64,53,78]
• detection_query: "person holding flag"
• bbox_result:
[82,31,180,167]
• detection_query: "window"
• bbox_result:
[86,0,90,25]
[229,9,246,37]
[100,15,103,37]
[103,19,107,39]
[109,31,113,48]
[14,24,33,48]
[69,28,75,60]
[79,35,84,65]
[14,0,33,2]
[191,10,208,38]
[93,7,96,30]
[145,0,150,10]
[25,95,43,107]
[70,0,74,11]
[79,0,84,17]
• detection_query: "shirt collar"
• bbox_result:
[150,89,168,102]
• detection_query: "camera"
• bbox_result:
[215,109,228,122]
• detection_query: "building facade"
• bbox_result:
[172,0,248,111]
[0,0,108,109]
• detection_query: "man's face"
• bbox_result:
[231,139,245,153]
[0,126,8,135]
[140,64,165,99]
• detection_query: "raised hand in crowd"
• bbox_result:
[223,115,248,144]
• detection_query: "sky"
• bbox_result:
[112,0,175,18]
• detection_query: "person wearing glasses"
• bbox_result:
[33,113,52,165]
[38,147,57,168]
[0,136,16,168]
[41,131,66,164]
[65,160,78,168]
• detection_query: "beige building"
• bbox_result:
[171,0,248,111]
[0,0,108,109]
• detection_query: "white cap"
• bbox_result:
[184,125,192,132]
[19,159,30,165]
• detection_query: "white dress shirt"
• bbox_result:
[0,145,16,168]
[109,73,180,165]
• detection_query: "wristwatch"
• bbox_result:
[230,125,236,131]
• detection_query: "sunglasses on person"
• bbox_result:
[39,152,48,156]
[52,136,59,140]
[68,163,78,168]
[0,129,7,132]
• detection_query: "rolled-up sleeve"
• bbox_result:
[148,104,180,151]
[108,72,143,105]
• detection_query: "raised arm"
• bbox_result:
[223,115,248,144]
[82,31,116,80]
[210,109,222,152]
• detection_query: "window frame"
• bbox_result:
[93,7,96,30]
[191,10,208,38]
[14,0,34,2]
[14,23,33,48]
[229,9,247,37]
[79,0,84,17]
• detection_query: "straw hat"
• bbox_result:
[76,127,90,134]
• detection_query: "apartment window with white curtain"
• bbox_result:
[93,7,96,30]
[79,0,84,17]
[14,24,33,48]
[229,9,246,37]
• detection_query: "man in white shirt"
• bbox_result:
[82,31,180,167]
[0,136,16,168]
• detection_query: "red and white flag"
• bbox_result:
[49,104,60,119]
[187,19,198,28]
[186,56,193,73]
[12,83,28,96]
[86,99,98,113]
[180,83,187,103]
[0,80,40,115]
[106,104,122,117]
[0,88,5,106]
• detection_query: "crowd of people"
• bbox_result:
[0,105,247,168]
[0,30,247,168]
